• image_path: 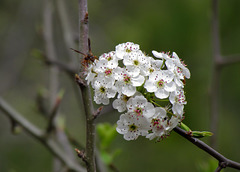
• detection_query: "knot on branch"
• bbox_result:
[75,74,86,87]
[81,12,88,24]
[75,148,88,164]
[92,106,103,120]
[219,161,228,169]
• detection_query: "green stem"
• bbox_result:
[160,59,166,69]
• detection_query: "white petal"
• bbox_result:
[131,75,145,86]
[164,82,176,92]
[155,89,169,99]
[152,50,164,59]
[126,65,140,77]
[122,85,136,97]
[144,80,158,92]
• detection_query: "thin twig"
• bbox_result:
[46,95,62,133]
[0,97,85,172]
[43,0,76,170]
[220,54,240,67]
[56,0,77,65]
[174,126,240,170]
[45,59,76,76]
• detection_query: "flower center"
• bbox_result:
[149,68,154,73]
[129,123,138,131]
[105,69,112,76]
[134,107,143,116]
[151,118,163,129]
[152,119,160,126]
[177,67,183,74]
[133,60,139,66]
[123,95,130,102]
[99,86,106,93]
[126,48,132,53]
[123,74,131,84]
[107,56,112,61]
[157,79,165,88]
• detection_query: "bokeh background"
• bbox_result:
[0,0,240,171]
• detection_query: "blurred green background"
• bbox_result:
[0,0,240,171]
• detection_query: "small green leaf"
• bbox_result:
[180,122,191,132]
[192,131,213,138]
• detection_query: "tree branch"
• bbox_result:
[0,97,86,172]
[220,54,240,67]
[174,126,240,171]
[78,0,96,171]
[209,0,240,149]
[56,0,77,65]
[45,58,76,76]
[210,0,221,149]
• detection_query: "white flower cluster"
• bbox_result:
[85,42,190,141]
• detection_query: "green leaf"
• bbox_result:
[96,123,117,150]
[180,122,191,132]
[192,131,213,138]
[99,149,122,165]
[99,150,113,165]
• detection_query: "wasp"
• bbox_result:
[71,39,98,68]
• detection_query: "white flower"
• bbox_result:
[165,116,180,132]
[112,94,130,112]
[115,42,140,59]
[113,67,145,97]
[152,50,171,61]
[146,107,168,140]
[95,59,117,75]
[112,92,143,112]
[116,112,151,140]
[169,88,186,116]
[172,52,190,79]
[93,75,117,105]
[152,51,190,87]
[98,51,119,70]
[123,50,151,77]
[126,95,155,119]
[85,63,97,85]
[144,70,176,99]
[84,42,191,141]
[99,51,118,61]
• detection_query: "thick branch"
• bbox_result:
[0,97,85,172]
[78,1,96,171]
[174,127,240,170]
